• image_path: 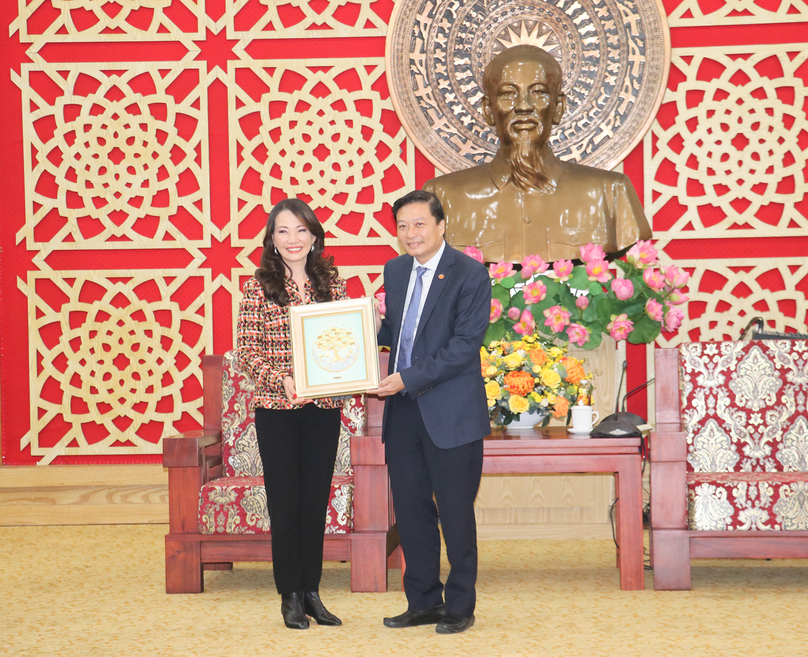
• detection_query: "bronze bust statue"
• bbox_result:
[424,45,652,263]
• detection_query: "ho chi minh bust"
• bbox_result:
[423,45,652,264]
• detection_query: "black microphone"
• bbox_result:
[614,361,627,415]
[590,360,644,438]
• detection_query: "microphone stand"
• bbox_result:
[590,361,648,438]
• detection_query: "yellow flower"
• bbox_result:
[548,346,563,359]
[503,352,523,370]
[546,393,557,404]
[529,391,541,402]
[508,395,530,415]
[485,381,502,400]
[487,399,496,408]
[540,369,562,389]
[485,365,499,378]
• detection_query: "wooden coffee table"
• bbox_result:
[483,426,645,590]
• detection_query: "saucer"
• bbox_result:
[568,428,593,436]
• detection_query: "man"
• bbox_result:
[372,189,491,634]
[424,45,652,264]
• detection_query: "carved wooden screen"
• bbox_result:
[1,1,806,464]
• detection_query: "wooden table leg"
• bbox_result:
[614,476,621,568]
[615,456,644,590]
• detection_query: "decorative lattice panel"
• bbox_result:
[666,0,808,26]
[228,58,412,252]
[17,61,211,256]
[11,0,207,46]
[2,1,807,463]
[645,45,808,244]
[224,0,392,38]
[21,270,211,463]
[645,35,808,352]
[654,259,808,348]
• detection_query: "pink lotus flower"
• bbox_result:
[576,295,590,310]
[567,323,591,346]
[611,278,634,301]
[579,243,606,264]
[507,306,521,321]
[586,259,612,283]
[626,240,658,269]
[489,261,514,280]
[607,313,634,341]
[553,259,573,281]
[513,309,536,336]
[662,264,690,289]
[543,305,572,333]
[665,290,689,305]
[374,292,386,316]
[642,268,667,291]
[520,254,549,279]
[645,298,664,322]
[490,298,503,322]
[522,281,547,305]
[664,305,685,332]
[463,245,485,263]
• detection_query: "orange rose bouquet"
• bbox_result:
[481,334,590,426]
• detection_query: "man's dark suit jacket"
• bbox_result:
[377,243,492,448]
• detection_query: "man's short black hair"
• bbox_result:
[392,190,445,224]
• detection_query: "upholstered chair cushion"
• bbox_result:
[687,473,808,531]
[198,350,363,534]
[198,474,354,535]
[679,340,808,530]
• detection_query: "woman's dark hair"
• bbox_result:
[255,198,339,306]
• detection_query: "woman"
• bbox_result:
[236,198,346,630]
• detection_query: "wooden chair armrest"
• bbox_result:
[350,431,390,533]
[649,424,687,463]
[163,431,222,468]
[164,430,222,533]
[649,423,688,530]
[351,432,385,466]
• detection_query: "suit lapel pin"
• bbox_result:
[438,274,445,279]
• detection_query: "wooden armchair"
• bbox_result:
[163,351,398,593]
[650,341,808,590]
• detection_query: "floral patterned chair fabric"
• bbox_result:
[679,340,808,531]
[198,351,362,535]
[650,340,808,590]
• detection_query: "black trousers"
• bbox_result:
[254,404,341,594]
[384,393,484,617]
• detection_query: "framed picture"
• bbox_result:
[289,297,380,398]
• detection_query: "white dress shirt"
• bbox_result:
[393,241,446,372]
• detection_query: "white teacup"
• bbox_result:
[571,404,600,434]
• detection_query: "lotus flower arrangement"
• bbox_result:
[465,241,689,349]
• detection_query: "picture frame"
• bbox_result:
[289,297,380,398]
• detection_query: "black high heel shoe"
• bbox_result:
[303,591,342,626]
[281,592,309,629]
